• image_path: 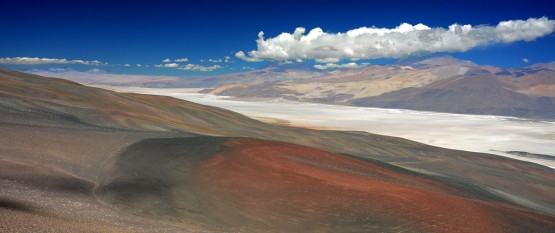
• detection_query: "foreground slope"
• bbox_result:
[1,68,555,232]
[99,137,554,233]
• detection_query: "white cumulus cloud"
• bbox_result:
[162,58,172,63]
[236,17,555,62]
[236,51,261,62]
[0,57,107,65]
[522,58,530,63]
[175,58,189,62]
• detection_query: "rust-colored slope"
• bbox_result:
[100,137,555,233]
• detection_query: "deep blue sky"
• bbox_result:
[1,0,554,75]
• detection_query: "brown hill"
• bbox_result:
[99,137,555,233]
[351,73,555,118]
[496,63,555,97]
[1,68,555,232]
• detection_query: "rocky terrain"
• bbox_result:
[2,68,555,232]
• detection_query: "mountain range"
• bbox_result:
[1,68,555,232]
[29,55,555,119]
[210,56,555,119]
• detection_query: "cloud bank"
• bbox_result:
[236,17,555,62]
[0,57,107,65]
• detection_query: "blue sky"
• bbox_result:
[1,0,554,76]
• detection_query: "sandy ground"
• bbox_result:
[100,86,555,169]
